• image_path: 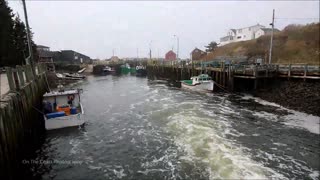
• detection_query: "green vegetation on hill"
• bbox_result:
[204,23,320,65]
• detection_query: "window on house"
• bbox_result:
[249,27,251,31]
[238,29,242,33]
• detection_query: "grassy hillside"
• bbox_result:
[204,23,320,65]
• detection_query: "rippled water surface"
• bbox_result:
[33,75,319,179]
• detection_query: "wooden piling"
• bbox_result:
[5,68,15,91]
[16,66,25,87]
[288,64,291,79]
[304,64,307,81]
[0,64,47,180]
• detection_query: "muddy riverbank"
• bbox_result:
[255,79,320,116]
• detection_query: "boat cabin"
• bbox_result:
[188,74,212,85]
[43,90,82,118]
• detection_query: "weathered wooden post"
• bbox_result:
[228,65,234,91]
[24,65,33,82]
[304,64,307,81]
[217,70,220,85]
[266,65,269,77]
[13,70,20,90]
[254,65,258,90]
[219,62,223,87]
[16,66,25,88]
[253,65,258,77]
[5,67,15,91]
[222,62,225,87]
[288,64,291,79]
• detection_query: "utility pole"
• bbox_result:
[174,35,179,60]
[149,49,152,60]
[22,0,35,73]
[112,49,115,56]
[149,41,152,60]
[136,48,139,59]
[157,49,159,60]
[268,9,275,64]
[177,37,179,60]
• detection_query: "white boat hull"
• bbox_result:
[181,81,214,92]
[45,103,85,130]
[45,114,84,130]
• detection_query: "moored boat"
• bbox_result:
[63,73,86,79]
[121,63,136,74]
[181,74,214,92]
[103,66,115,74]
[56,73,85,80]
[43,88,85,130]
[136,65,147,76]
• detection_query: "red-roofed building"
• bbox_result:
[165,50,176,61]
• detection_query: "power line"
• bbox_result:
[275,17,319,20]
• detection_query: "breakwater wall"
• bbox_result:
[0,64,48,179]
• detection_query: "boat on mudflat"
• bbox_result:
[43,88,85,130]
[181,74,214,92]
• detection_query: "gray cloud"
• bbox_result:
[8,1,319,59]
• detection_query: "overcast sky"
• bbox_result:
[8,0,320,59]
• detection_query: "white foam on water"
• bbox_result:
[241,95,320,134]
[273,142,287,147]
[139,148,178,179]
[255,149,318,179]
[88,165,102,170]
[309,171,319,180]
[241,94,281,107]
[137,168,169,175]
[166,111,286,180]
[283,111,320,134]
[252,111,279,122]
[130,138,136,144]
[69,139,81,155]
[113,168,127,178]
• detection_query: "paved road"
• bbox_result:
[0,73,9,98]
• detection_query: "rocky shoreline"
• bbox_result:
[255,79,320,116]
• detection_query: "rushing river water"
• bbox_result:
[30,75,319,180]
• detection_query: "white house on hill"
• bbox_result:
[220,24,277,46]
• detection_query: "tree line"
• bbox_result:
[0,0,37,67]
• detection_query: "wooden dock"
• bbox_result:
[147,62,320,91]
[0,64,48,179]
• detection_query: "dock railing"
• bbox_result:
[147,60,320,80]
